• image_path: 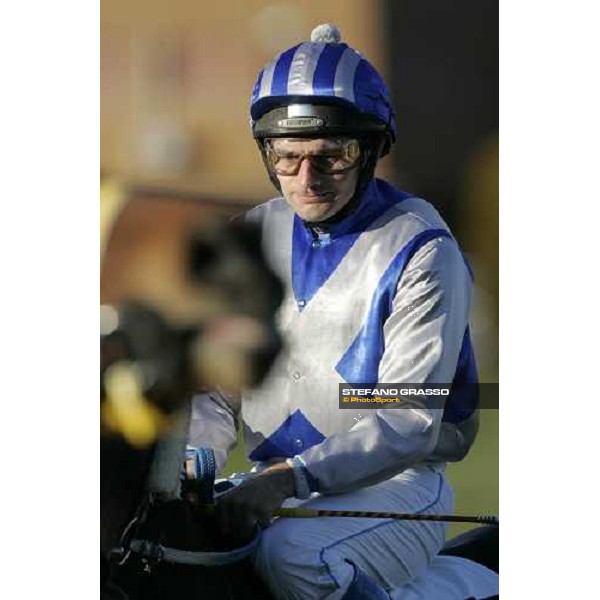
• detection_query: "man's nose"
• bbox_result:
[297,156,321,187]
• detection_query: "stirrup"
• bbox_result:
[341,563,391,600]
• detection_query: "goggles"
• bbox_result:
[264,138,361,176]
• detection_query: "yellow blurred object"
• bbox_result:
[100,175,128,260]
[102,362,168,448]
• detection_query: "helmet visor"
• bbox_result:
[264,138,361,176]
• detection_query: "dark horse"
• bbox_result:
[101,222,283,599]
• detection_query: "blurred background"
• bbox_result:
[101,0,498,534]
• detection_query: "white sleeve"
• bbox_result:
[188,389,240,475]
[292,236,473,496]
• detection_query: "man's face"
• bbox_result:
[267,138,361,223]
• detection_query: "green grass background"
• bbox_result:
[223,409,499,538]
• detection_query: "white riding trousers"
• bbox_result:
[252,464,452,600]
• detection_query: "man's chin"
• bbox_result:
[298,206,334,222]
[292,200,337,222]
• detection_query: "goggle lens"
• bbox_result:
[265,139,361,175]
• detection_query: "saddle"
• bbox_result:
[440,526,499,574]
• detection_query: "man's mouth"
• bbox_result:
[297,192,334,203]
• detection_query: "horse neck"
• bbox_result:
[100,437,156,556]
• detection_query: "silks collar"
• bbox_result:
[300,178,401,241]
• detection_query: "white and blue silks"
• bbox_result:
[189,178,488,599]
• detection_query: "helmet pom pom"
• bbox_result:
[310,24,342,44]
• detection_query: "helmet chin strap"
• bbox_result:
[256,139,283,193]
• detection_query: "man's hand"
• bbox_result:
[214,462,295,544]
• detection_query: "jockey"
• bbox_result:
[190,24,484,600]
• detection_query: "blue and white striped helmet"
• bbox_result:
[250,24,396,149]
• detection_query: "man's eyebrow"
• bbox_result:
[274,147,300,155]
[275,144,343,153]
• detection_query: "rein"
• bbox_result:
[128,534,260,567]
